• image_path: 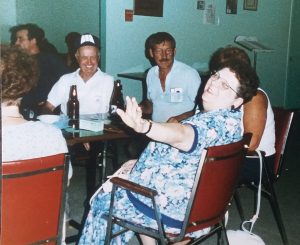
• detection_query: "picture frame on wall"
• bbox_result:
[244,0,258,11]
[226,0,238,14]
[134,0,164,17]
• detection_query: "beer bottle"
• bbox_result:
[110,80,125,115]
[67,85,79,130]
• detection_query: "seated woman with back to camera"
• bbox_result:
[1,45,68,162]
[78,57,259,245]
[1,45,69,244]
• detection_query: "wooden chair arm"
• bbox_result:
[110,177,158,198]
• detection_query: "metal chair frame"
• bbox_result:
[103,134,251,244]
[235,107,294,245]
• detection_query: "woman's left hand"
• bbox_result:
[117,96,149,133]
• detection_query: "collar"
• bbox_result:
[75,67,101,82]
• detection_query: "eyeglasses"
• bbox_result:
[210,71,240,96]
[153,48,174,56]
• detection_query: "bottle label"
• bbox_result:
[110,105,118,114]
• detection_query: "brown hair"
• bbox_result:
[222,59,259,103]
[146,32,176,51]
[209,46,251,72]
[1,45,39,103]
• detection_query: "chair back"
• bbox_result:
[272,106,294,179]
[0,154,69,245]
[182,134,251,235]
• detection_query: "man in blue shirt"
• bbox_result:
[140,32,201,122]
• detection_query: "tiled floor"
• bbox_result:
[67,111,300,244]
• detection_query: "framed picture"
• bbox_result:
[226,0,237,14]
[134,0,164,17]
[244,0,258,11]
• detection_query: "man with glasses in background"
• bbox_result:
[10,23,69,119]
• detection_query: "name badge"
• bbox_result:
[170,88,183,102]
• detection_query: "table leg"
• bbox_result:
[100,141,108,184]
[86,142,103,199]
[98,141,120,184]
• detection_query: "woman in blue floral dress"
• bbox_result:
[79,61,259,245]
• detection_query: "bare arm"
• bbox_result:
[117,97,195,151]
[38,101,56,115]
[243,90,268,151]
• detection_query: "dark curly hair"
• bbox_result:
[209,45,251,72]
[146,32,176,50]
[219,59,259,103]
[1,45,39,103]
[10,23,58,54]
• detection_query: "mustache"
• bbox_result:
[159,58,169,62]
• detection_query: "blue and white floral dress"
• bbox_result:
[79,108,242,245]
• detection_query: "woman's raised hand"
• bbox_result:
[116,96,149,133]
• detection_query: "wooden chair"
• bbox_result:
[103,134,251,244]
[235,107,294,245]
[0,154,69,245]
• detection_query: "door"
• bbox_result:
[286,0,300,109]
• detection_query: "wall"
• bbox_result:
[286,0,300,109]
[0,0,16,44]
[1,0,100,53]
[1,0,297,108]
[103,0,293,105]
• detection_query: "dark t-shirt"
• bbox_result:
[20,52,70,119]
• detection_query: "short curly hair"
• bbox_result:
[1,45,39,103]
[146,32,176,50]
[209,45,251,72]
[220,59,259,103]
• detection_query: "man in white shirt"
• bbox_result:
[42,33,114,199]
[43,33,114,115]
